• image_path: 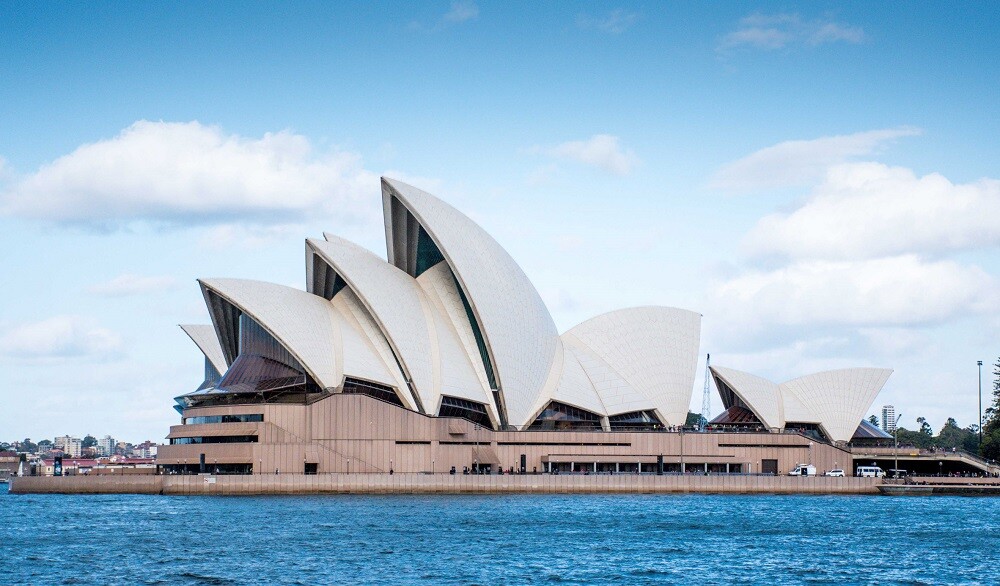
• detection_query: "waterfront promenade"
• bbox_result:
[10,473,880,495]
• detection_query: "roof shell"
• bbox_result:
[710,365,893,443]
[198,278,408,399]
[200,278,342,389]
[709,366,781,429]
[307,236,437,411]
[564,307,701,426]
[781,368,892,443]
[179,324,227,375]
[382,178,560,427]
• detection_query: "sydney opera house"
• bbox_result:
[157,178,892,476]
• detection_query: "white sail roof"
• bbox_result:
[198,278,407,399]
[782,368,892,443]
[382,178,560,427]
[308,236,436,412]
[179,324,227,375]
[564,307,701,426]
[711,365,893,442]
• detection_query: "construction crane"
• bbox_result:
[700,353,711,431]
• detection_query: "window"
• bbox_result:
[169,435,258,445]
[342,377,403,406]
[438,396,493,429]
[528,402,602,431]
[608,410,663,431]
[184,414,264,425]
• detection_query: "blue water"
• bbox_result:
[2,485,998,585]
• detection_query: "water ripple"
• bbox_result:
[2,488,999,585]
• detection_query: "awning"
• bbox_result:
[472,445,500,465]
[167,423,259,438]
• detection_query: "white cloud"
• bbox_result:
[719,13,864,52]
[577,9,640,34]
[0,315,123,359]
[444,1,478,23]
[710,127,921,192]
[809,21,865,46]
[0,120,380,229]
[711,255,998,332]
[744,162,1000,260]
[410,2,478,31]
[197,223,305,251]
[537,134,638,175]
[88,273,176,296]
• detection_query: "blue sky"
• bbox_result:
[1,2,998,442]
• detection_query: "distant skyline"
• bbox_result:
[1,2,998,441]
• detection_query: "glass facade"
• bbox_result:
[785,422,829,442]
[414,225,445,277]
[438,396,493,429]
[608,410,663,431]
[179,313,325,409]
[169,435,258,445]
[528,401,602,431]
[342,377,403,406]
[161,463,253,475]
[311,254,348,300]
[183,414,263,425]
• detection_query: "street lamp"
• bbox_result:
[979,360,984,448]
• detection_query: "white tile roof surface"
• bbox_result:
[179,324,228,376]
[188,177,716,430]
[711,365,893,442]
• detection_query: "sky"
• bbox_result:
[1,2,998,443]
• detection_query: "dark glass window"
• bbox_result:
[438,396,493,429]
[169,435,258,445]
[311,254,348,300]
[162,463,253,475]
[608,410,663,431]
[183,414,264,425]
[785,422,829,443]
[453,277,498,392]
[528,402,602,431]
[188,313,324,404]
[415,225,446,277]
[342,377,403,406]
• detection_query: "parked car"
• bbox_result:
[856,466,884,477]
[824,469,845,477]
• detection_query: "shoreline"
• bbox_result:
[10,473,882,495]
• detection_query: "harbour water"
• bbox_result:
[2,485,998,585]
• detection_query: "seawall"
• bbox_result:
[9,474,881,495]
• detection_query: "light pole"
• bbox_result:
[893,413,902,480]
[979,360,984,448]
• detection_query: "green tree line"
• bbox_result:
[981,357,1000,461]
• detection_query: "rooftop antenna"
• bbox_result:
[700,353,711,431]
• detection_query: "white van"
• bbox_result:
[788,464,817,476]
[856,466,884,478]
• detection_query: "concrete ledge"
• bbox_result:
[9,474,881,495]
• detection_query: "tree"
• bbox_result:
[936,418,973,451]
[868,415,879,427]
[981,357,1000,461]
[20,438,37,453]
[895,427,934,449]
[916,417,932,436]
[82,435,97,449]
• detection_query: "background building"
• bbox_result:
[53,436,81,458]
[882,405,897,433]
